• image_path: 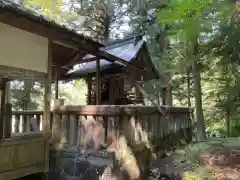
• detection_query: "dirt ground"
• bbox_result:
[151,138,240,179]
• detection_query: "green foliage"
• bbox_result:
[11,80,43,110]
[18,0,240,139]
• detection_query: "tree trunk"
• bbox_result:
[187,70,191,108]
[163,73,173,106]
[226,109,230,137]
[165,87,173,106]
[161,88,166,105]
[191,56,206,141]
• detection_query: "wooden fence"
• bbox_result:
[51,105,193,151]
[3,105,192,152]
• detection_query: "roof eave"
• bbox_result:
[142,42,160,79]
[0,1,104,49]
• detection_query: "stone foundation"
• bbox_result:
[49,146,113,180]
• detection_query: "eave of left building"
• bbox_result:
[0,0,104,79]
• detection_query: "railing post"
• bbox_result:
[14,115,20,133]
[22,115,27,133]
[36,114,41,131]
[52,99,65,143]
[26,115,31,132]
[78,115,86,146]
[69,114,78,145]
[60,114,69,144]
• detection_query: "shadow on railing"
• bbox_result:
[51,105,193,152]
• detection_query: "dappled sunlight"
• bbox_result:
[152,138,240,179]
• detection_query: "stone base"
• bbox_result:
[49,146,114,180]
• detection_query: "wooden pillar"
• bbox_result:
[0,79,6,140]
[96,59,101,105]
[87,76,92,105]
[43,40,53,175]
[4,103,12,138]
[5,81,11,104]
[4,81,11,138]
[118,78,124,99]
[55,67,59,99]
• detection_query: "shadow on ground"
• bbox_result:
[152,137,240,179]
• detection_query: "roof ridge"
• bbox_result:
[104,33,144,48]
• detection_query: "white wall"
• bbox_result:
[0,22,48,73]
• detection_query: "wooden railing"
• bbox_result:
[51,105,193,151]
[2,110,45,138]
[11,111,44,137]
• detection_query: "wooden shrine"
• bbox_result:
[61,35,160,105]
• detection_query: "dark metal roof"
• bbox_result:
[64,35,159,80]
[65,36,144,78]
[0,0,102,47]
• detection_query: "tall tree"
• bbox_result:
[157,0,231,140]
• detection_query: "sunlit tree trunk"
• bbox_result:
[190,39,206,141]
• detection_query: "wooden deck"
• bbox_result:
[0,137,46,180]
[0,111,46,180]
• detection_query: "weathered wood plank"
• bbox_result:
[0,137,45,179]
[0,65,45,81]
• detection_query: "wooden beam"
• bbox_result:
[95,51,145,71]
[96,59,101,105]
[80,57,99,63]
[81,56,99,63]
[79,51,146,74]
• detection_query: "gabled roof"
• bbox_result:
[62,34,159,81]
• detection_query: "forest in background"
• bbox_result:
[10,0,240,140]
